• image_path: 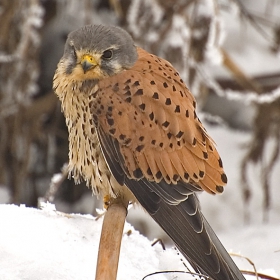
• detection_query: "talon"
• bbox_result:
[103,195,111,210]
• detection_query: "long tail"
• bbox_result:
[126,178,245,280]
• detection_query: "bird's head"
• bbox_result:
[61,24,138,80]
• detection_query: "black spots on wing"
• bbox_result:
[162,121,170,128]
[125,96,132,103]
[155,171,162,180]
[106,117,115,126]
[167,132,172,139]
[166,175,171,182]
[147,167,152,176]
[133,81,140,87]
[151,139,156,145]
[192,138,197,146]
[194,111,197,119]
[149,112,154,121]
[124,79,131,84]
[172,85,176,92]
[139,103,146,111]
[185,110,189,118]
[216,186,224,193]
[139,136,145,141]
[193,100,196,108]
[109,128,116,135]
[133,168,143,179]
[176,131,184,139]
[150,80,156,85]
[135,89,144,96]
[165,98,171,105]
[136,145,145,152]
[193,173,198,180]
[184,172,189,180]
[203,151,208,159]
[209,145,213,151]
[221,173,227,184]
[124,90,131,96]
[174,105,180,113]
[173,174,179,182]
[199,170,204,178]
[218,157,223,168]
[152,92,159,99]
[159,142,164,148]
[119,134,126,140]
[163,82,168,88]
[124,138,132,145]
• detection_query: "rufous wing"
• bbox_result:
[92,47,227,196]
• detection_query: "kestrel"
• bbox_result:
[53,24,245,280]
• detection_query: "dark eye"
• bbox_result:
[102,49,113,59]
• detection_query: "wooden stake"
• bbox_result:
[95,197,128,280]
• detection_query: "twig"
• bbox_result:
[230,252,259,279]
[241,270,280,280]
[39,163,68,205]
[142,270,212,280]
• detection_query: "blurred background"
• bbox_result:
[1,0,280,246]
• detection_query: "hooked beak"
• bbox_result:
[81,54,98,73]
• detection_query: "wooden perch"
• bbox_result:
[95,197,128,280]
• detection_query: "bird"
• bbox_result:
[53,24,245,280]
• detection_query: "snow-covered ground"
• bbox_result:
[0,202,279,280]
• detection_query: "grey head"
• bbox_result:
[62,24,138,77]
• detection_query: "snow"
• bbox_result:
[0,202,278,280]
[0,204,186,280]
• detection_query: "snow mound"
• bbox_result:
[0,204,278,279]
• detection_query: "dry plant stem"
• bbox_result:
[95,197,128,280]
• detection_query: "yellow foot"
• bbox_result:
[103,195,111,210]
